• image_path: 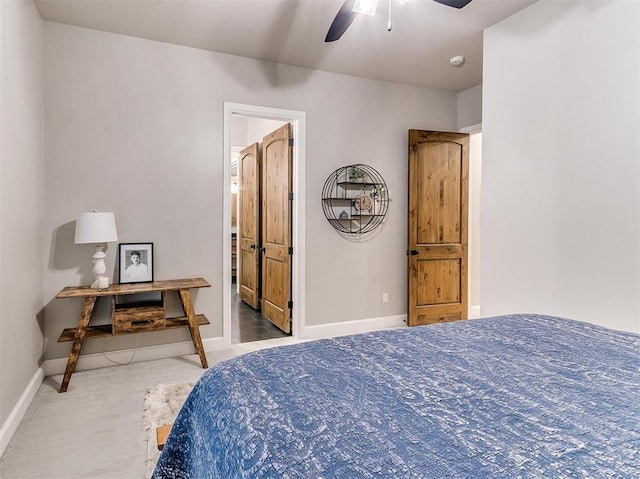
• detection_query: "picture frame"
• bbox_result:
[119,243,154,284]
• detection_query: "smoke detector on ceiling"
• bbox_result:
[449,55,465,67]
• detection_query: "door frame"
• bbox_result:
[222,102,306,348]
[460,123,481,319]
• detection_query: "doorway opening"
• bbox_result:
[461,123,481,318]
[223,103,306,348]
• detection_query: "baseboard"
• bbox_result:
[469,305,481,319]
[299,314,407,340]
[0,367,44,458]
[42,336,226,377]
[299,309,483,339]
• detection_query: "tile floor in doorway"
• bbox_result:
[230,289,289,344]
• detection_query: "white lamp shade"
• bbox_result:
[74,212,118,244]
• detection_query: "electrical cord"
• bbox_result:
[102,332,141,366]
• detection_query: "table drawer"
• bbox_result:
[113,305,165,334]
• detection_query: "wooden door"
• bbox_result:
[238,143,260,309]
[261,124,293,333]
[408,130,469,326]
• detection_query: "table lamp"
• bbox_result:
[74,211,118,289]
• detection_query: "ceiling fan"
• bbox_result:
[325,0,473,42]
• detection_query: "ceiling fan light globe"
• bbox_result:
[353,0,378,16]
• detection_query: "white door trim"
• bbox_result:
[459,123,482,318]
[223,103,306,348]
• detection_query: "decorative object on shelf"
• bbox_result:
[354,194,373,212]
[119,242,154,284]
[321,163,390,235]
[74,210,119,290]
[348,166,367,182]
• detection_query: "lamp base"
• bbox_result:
[91,276,110,290]
[91,245,109,290]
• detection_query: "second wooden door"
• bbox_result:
[261,124,293,333]
[407,130,469,326]
[238,143,260,309]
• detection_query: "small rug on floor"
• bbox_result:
[143,380,195,478]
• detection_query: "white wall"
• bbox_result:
[230,115,248,147]
[457,84,482,131]
[246,118,287,146]
[42,22,457,362]
[482,0,640,333]
[0,0,44,450]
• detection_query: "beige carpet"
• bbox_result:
[143,380,196,478]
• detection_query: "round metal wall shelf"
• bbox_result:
[321,164,389,235]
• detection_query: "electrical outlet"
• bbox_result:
[382,293,389,303]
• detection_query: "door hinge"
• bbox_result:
[288,246,293,255]
[288,192,294,201]
[288,300,293,309]
[288,138,294,147]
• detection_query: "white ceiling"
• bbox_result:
[34,0,537,92]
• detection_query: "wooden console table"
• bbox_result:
[55,277,211,393]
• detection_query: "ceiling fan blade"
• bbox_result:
[432,0,472,8]
[325,0,358,42]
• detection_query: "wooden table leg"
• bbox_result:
[178,289,209,369]
[60,296,97,393]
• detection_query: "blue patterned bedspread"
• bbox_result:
[153,314,640,478]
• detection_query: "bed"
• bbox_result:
[152,314,640,478]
